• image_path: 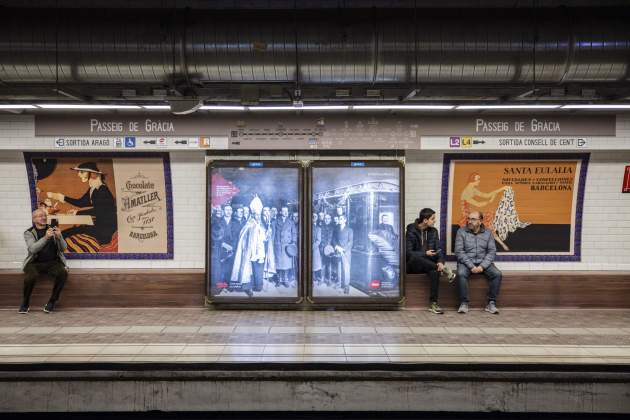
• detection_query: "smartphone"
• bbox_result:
[50,218,59,228]
[432,249,442,254]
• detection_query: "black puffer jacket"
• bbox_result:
[405,222,444,263]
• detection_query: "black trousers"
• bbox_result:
[407,255,440,303]
[22,261,67,306]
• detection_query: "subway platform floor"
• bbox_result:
[0,307,629,364]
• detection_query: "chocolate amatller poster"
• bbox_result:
[441,153,589,261]
[25,152,173,259]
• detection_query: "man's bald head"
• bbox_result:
[468,211,481,220]
[466,211,483,232]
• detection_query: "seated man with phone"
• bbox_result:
[19,209,68,314]
[405,208,455,314]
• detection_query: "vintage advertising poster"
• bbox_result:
[441,153,589,261]
[207,162,301,301]
[24,153,173,259]
[310,162,402,300]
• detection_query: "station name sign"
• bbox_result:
[89,118,174,134]
[35,111,616,141]
[474,118,561,134]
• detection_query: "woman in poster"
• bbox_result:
[459,173,528,251]
[47,162,118,252]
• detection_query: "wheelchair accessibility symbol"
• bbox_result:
[124,136,136,148]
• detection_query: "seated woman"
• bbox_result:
[47,162,117,253]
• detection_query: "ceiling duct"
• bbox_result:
[0,7,629,88]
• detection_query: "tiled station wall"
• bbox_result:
[1,115,629,271]
[0,148,207,269]
[404,150,630,271]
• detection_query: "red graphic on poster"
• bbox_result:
[211,173,240,205]
[623,166,630,193]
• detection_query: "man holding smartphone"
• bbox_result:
[406,208,455,314]
[19,209,68,314]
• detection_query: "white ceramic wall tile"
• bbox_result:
[1,116,629,270]
[403,149,630,271]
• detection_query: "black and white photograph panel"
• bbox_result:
[311,165,401,298]
[208,165,300,299]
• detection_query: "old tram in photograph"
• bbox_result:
[313,180,401,297]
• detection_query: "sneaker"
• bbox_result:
[43,301,55,313]
[443,265,457,283]
[485,301,499,315]
[457,302,469,314]
[18,304,29,314]
[429,302,444,314]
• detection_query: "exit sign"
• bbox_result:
[624,166,630,193]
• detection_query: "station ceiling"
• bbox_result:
[1,0,630,109]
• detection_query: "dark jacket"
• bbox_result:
[23,226,68,269]
[333,225,353,253]
[405,222,443,263]
[320,222,334,252]
[454,225,496,269]
[274,216,297,269]
[218,217,237,249]
[64,185,117,244]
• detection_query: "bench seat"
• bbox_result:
[1,269,628,309]
[405,271,630,309]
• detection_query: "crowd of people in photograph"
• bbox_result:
[210,197,298,297]
[311,207,356,294]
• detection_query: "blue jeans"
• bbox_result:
[457,263,502,304]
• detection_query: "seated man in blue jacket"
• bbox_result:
[406,208,455,314]
[454,211,502,315]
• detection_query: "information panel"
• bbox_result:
[207,161,302,302]
[309,161,403,302]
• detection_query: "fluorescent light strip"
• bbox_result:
[9,103,630,112]
[38,104,141,109]
[299,105,349,110]
[248,105,349,111]
[0,104,37,109]
[199,105,246,110]
[142,105,171,110]
[562,104,630,109]
[354,105,454,110]
[456,105,560,110]
[248,106,296,111]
